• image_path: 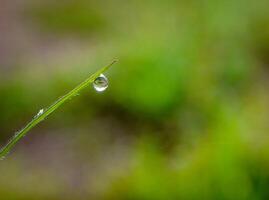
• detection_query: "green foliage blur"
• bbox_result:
[0,0,269,199]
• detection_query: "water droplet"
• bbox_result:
[37,109,44,116]
[93,74,108,92]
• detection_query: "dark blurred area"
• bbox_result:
[0,0,269,199]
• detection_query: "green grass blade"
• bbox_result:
[0,60,117,159]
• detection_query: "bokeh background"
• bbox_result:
[0,0,269,199]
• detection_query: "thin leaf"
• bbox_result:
[0,60,117,159]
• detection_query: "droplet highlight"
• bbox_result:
[37,109,44,116]
[93,74,108,92]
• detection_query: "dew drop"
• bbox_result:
[93,74,108,92]
[37,109,44,116]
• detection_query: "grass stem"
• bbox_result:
[0,60,117,159]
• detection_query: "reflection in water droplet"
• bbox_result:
[93,74,108,92]
[37,109,44,116]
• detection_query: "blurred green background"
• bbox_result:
[0,0,269,199]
